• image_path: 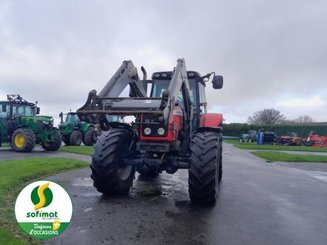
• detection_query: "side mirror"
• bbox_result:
[36,107,40,114]
[212,75,223,89]
[2,104,6,112]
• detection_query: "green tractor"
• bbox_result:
[58,112,97,146]
[0,94,62,152]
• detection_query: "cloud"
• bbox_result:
[276,96,326,108]
[1,0,327,124]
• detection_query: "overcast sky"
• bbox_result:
[0,0,326,125]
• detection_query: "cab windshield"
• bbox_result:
[13,104,35,117]
[151,79,197,105]
[66,113,79,123]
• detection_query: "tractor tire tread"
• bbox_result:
[188,131,222,204]
[91,128,135,195]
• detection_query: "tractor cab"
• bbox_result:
[65,112,80,123]
[1,95,39,119]
[150,71,221,130]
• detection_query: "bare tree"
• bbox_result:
[248,108,286,125]
[293,115,314,124]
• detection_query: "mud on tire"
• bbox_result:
[188,131,222,204]
[91,128,135,195]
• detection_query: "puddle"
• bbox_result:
[312,175,327,183]
[72,177,93,187]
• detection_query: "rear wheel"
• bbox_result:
[83,127,97,146]
[11,128,35,152]
[189,131,222,204]
[42,129,62,151]
[70,130,82,146]
[91,128,135,195]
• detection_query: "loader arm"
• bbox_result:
[77,60,148,124]
[77,58,193,132]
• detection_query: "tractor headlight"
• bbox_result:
[157,127,165,136]
[144,127,151,135]
[42,121,50,125]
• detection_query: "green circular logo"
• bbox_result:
[15,180,73,240]
[31,184,53,209]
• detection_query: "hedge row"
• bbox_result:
[222,123,327,137]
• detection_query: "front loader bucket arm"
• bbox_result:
[99,60,146,98]
[77,58,192,131]
[77,60,148,124]
[163,58,192,122]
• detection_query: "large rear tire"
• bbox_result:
[91,128,135,195]
[83,127,97,146]
[189,131,222,204]
[70,130,82,146]
[11,128,35,152]
[42,128,62,151]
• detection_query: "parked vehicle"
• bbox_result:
[305,133,327,147]
[240,130,257,143]
[59,112,98,146]
[77,58,224,204]
[0,94,61,152]
[257,129,276,145]
[275,132,302,146]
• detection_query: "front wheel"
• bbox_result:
[62,135,71,145]
[83,127,97,146]
[91,128,135,195]
[188,131,222,204]
[11,128,35,152]
[70,130,82,146]
[42,129,62,151]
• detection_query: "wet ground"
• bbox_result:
[32,143,327,245]
[0,147,91,162]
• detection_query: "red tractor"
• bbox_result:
[77,58,224,204]
[305,133,327,147]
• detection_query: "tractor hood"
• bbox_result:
[36,115,54,123]
[59,121,74,131]
[18,115,54,128]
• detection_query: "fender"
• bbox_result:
[200,113,223,128]
[80,122,93,132]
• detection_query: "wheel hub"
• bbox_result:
[15,133,25,148]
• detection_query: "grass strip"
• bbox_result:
[251,151,327,162]
[59,146,94,155]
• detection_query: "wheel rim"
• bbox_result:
[117,166,133,181]
[14,133,25,148]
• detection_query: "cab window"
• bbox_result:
[0,104,10,118]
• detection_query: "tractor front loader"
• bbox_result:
[77,58,224,204]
